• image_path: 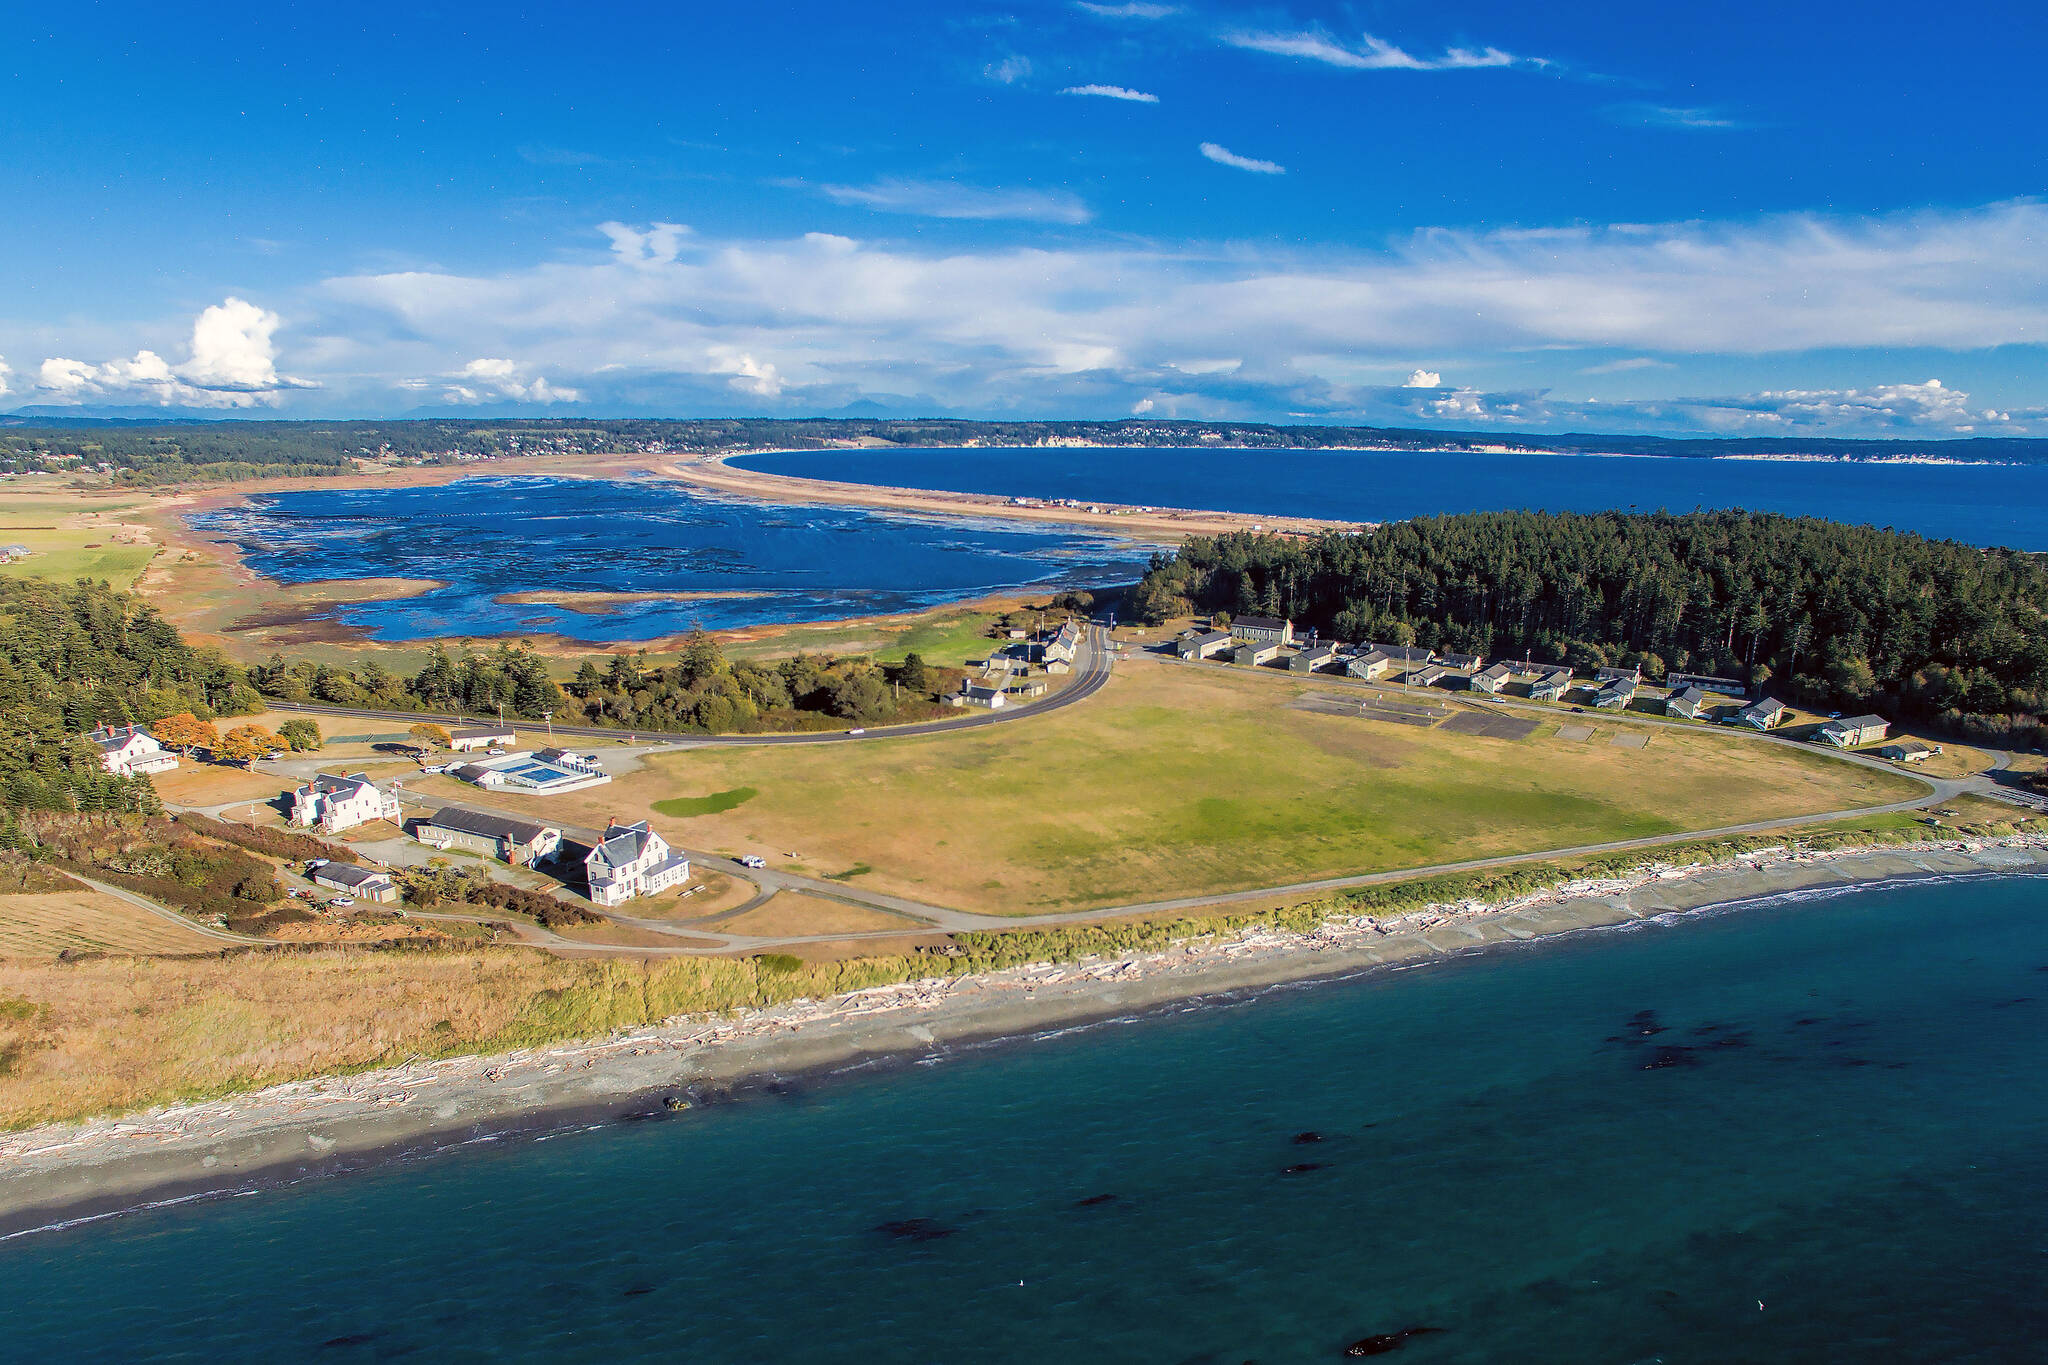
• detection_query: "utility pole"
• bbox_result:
[543,710,553,741]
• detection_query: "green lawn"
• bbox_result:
[553,662,1926,914]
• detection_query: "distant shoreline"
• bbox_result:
[5,833,2044,1239]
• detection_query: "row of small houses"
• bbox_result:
[957,620,1081,709]
[1169,623,1910,748]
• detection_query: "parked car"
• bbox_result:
[264,749,285,760]
[306,858,329,870]
[420,764,446,775]
[330,896,356,908]
[738,855,767,869]
[486,746,508,756]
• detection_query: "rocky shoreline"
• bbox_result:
[5,832,2046,1238]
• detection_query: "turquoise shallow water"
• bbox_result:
[4,875,2046,1362]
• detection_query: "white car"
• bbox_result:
[330,897,355,908]
[738,855,767,869]
[487,746,508,756]
[264,749,285,760]
[847,728,866,736]
[420,765,446,775]
[306,858,329,870]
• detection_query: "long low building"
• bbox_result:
[414,806,563,865]
[1177,629,1232,660]
[1289,642,1342,673]
[1665,672,1749,697]
[1236,641,1286,667]
[312,861,400,904]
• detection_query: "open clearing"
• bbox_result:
[0,892,224,957]
[470,661,1924,914]
[715,894,920,939]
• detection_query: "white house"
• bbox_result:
[448,726,516,752]
[1346,649,1394,681]
[1738,697,1788,730]
[1289,642,1342,673]
[291,772,400,833]
[952,681,1007,709]
[1593,677,1637,710]
[584,821,690,906]
[1530,668,1573,702]
[311,861,400,904]
[1665,686,1711,720]
[1042,621,1083,664]
[1236,641,1285,667]
[1177,629,1233,661]
[87,723,179,777]
[1470,663,1513,694]
[1819,714,1890,748]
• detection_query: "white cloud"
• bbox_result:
[1223,28,1534,72]
[599,221,691,267]
[820,178,1091,224]
[1403,369,1442,388]
[1580,356,1673,375]
[1131,397,1156,413]
[31,297,312,407]
[1061,84,1160,103]
[1611,104,1746,131]
[447,357,581,405]
[1076,2,1178,18]
[1200,142,1285,174]
[708,349,783,398]
[290,201,2048,430]
[0,356,10,397]
[984,55,1032,85]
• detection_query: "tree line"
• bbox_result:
[0,576,266,813]
[1130,510,2048,741]
[11,416,2044,485]
[253,631,954,733]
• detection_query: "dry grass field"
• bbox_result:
[714,894,919,939]
[452,661,1925,914]
[0,892,225,958]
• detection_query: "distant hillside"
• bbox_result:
[4,417,2047,485]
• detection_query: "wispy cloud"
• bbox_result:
[1200,142,1285,174]
[1223,28,1537,72]
[1062,83,1160,103]
[1075,2,1179,18]
[1580,356,1674,375]
[983,54,1033,85]
[439,357,581,405]
[820,177,1092,224]
[1609,103,1750,130]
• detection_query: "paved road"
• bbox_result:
[65,871,272,948]
[261,623,1114,748]
[157,629,2027,957]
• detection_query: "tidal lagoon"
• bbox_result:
[188,476,1154,643]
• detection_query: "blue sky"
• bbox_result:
[4,0,2045,435]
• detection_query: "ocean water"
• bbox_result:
[735,446,2048,550]
[187,477,1154,642]
[5,874,2045,1362]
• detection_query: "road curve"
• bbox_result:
[262,624,1113,748]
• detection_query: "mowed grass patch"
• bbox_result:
[653,786,757,818]
[603,664,1924,914]
[0,892,225,958]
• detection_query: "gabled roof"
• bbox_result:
[302,772,374,798]
[421,806,556,845]
[1823,713,1889,732]
[449,725,514,740]
[1741,697,1786,717]
[589,820,657,869]
[314,861,391,889]
[1476,662,1514,681]
[1670,686,1708,706]
[87,723,151,752]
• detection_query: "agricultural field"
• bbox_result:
[465,660,1926,914]
[0,484,163,588]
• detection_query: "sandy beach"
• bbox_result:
[663,450,1360,540]
[6,831,2043,1237]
